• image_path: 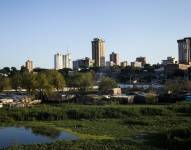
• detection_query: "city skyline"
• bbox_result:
[0,0,191,69]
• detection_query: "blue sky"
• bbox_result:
[0,0,191,69]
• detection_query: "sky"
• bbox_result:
[0,0,191,69]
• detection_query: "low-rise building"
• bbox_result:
[106,88,122,96]
[120,61,128,67]
[162,57,176,65]
[164,64,191,76]
[0,99,13,104]
[0,103,3,108]
[73,57,94,70]
[131,61,142,68]
[136,57,146,66]
[106,61,115,67]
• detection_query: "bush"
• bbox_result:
[159,127,191,150]
[145,94,158,104]
[139,107,168,116]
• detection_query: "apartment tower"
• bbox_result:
[110,52,119,65]
[25,60,33,72]
[54,53,63,70]
[92,38,105,67]
[177,37,191,64]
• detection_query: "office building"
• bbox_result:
[92,38,105,67]
[54,53,63,70]
[63,53,72,69]
[136,57,146,66]
[110,52,119,65]
[177,37,191,64]
[25,60,33,72]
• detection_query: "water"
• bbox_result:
[0,127,78,149]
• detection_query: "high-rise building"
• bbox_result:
[25,60,33,72]
[177,37,191,64]
[54,53,63,70]
[110,52,119,66]
[136,57,146,66]
[63,53,72,69]
[92,38,105,67]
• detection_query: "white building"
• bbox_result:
[63,53,72,69]
[0,99,14,104]
[106,61,115,67]
[54,53,63,70]
[131,61,142,68]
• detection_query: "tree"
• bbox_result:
[99,77,118,93]
[49,70,65,91]
[11,73,22,91]
[164,79,191,94]
[10,67,18,76]
[68,72,93,92]
[0,67,11,75]
[36,72,52,94]
[20,66,28,73]
[0,77,11,92]
[78,72,93,92]
[21,72,36,93]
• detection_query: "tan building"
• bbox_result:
[92,38,105,67]
[136,57,146,66]
[120,61,128,67]
[131,61,142,68]
[110,52,119,66]
[25,60,33,72]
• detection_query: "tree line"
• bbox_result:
[0,70,65,94]
[0,68,118,94]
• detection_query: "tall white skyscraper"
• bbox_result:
[63,53,72,69]
[54,52,72,70]
[54,53,63,70]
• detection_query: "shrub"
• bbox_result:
[145,93,158,104]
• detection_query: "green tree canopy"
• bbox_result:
[21,72,36,93]
[49,70,65,91]
[11,73,22,91]
[0,77,11,92]
[165,79,191,94]
[36,72,52,94]
[68,72,93,92]
[99,77,118,93]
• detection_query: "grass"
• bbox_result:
[1,102,191,149]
